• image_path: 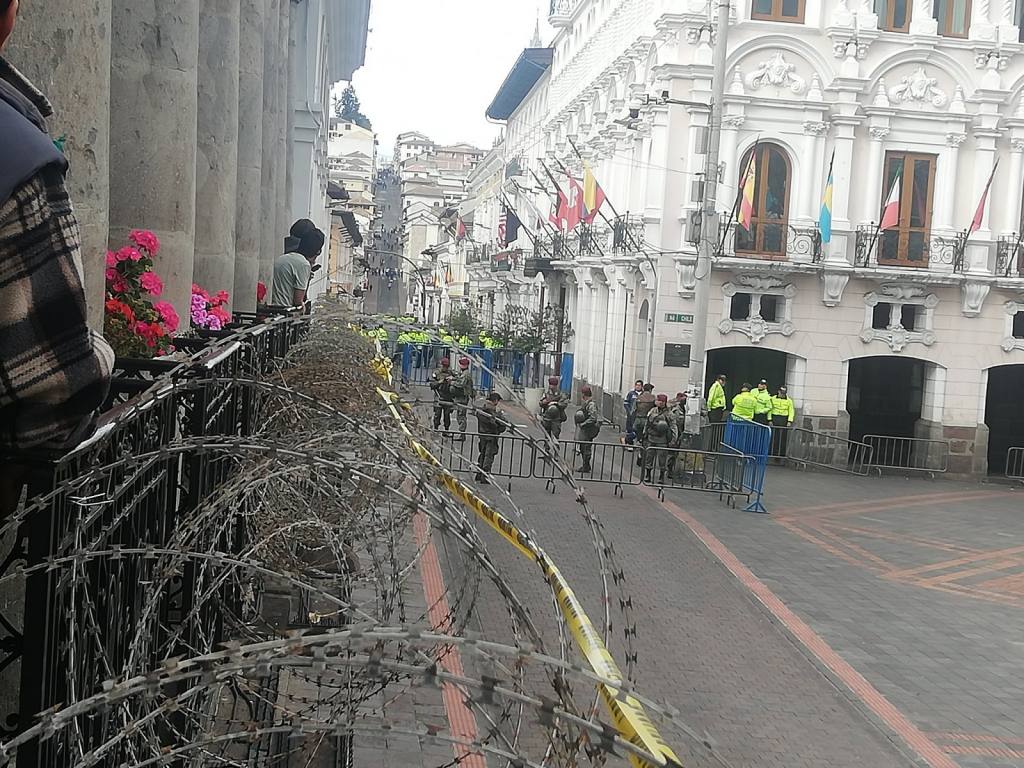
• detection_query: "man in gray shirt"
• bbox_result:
[271,227,324,307]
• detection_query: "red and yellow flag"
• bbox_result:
[738,152,757,232]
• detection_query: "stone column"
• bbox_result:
[798,123,826,223]
[998,0,1019,39]
[1004,139,1024,235]
[935,133,964,231]
[234,0,266,312]
[863,127,888,226]
[194,0,241,301]
[826,118,856,264]
[109,0,201,317]
[970,0,995,39]
[259,0,281,284]
[277,0,292,241]
[5,0,112,329]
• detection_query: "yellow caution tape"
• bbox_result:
[375,387,681,768]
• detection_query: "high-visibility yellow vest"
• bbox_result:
[771,396,795,422]
[754,389,773,415]
[731,391,757,420]
[707,381,726,410]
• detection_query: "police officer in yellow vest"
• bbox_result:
[707,374,727,423]
[770,386,795,458]
[753,379,773,425]
[731,383,757,421]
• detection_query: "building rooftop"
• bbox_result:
[486,47,553,121]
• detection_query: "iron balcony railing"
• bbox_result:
[717,223,821,262]
[854,225,965,272]
[996,236,1024,277]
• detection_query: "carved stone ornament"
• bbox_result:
[675,261,697,297]
[861,285,939,353]
[1002,299,1024,353]
[946,133,967,148]
[803,121,828,137]
[821,272,850,307]
[888,66,948,108]
[960,282,990,318]
[719,279,797,344]
[637,259,656,289]
[717,316,795,344]
[744,52,807,95]
[726,273,796,297]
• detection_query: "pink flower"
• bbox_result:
[192,284,209,300]
[140,271,164,296]
[105,267,119,283]
[129,230,160,255]
[153,300,179,333]
[213,290,230,306]
[105,251,118,267]
[210,305,231,324]
[116,246,143,263]
[207,315,223,331]
[110,274,128,294]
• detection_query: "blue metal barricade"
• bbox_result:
[467,347,493,392]
[722,415,770,513]
[559,353,574,393]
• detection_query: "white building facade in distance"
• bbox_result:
[476,0,1024,476]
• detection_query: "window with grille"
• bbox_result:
[730,293,752,321]
[1014,311,1024,339]
[934,0,971,37]
[872,302,892,329]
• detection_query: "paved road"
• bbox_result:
[366,171,405,315]
[419,407,1024,767]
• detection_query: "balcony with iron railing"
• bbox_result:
[996,236,1024,278]
[853,225,965,273]
[717,223,822,263]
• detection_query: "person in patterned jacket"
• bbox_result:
[0,0,114,517]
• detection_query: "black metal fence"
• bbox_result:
[3,313,308,766]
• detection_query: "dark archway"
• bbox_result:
[846,356,924,443]
[706,347,788,404]
[985,365,1024,475]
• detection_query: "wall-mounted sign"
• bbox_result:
[663,343,691,368]
[665,313,693,324]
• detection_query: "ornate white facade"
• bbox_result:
[468,0,1024,474]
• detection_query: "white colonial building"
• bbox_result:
[468,0,1024,475]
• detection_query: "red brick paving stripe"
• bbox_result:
[773,490,1017,521]
[650,491,961,768]
[930,732,1024,748]
[413,512,487,768]
[944,744,1024,760]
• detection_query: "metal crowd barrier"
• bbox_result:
[863,434,950,476]
[1005,447,1024,480]
[429,431,534,480]
[786,428,874,476]
[532,439,644,494]
[722,416,771,513]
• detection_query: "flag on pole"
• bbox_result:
[498,206,521,247]
[738,152,757,232]
[970,161,999,234]
[455,217,467,242]
[582,161,607,224]
[880,169,902,230]
[566,174,585,231]
[819,150,835,244]
[549,188,569,230]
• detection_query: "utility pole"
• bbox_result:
[686,0,731,433]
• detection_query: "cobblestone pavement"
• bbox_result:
[671,468,1024,768]
[408,397,1023,767]
[430,436,916,766]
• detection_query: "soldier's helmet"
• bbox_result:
[545,404,562,420]
[651,419,669,436]
[574,409,587,425]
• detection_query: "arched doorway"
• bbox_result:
[706,347,789,404]
[985,365,1024,475]
[846,356,932,443]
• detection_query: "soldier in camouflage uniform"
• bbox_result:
[574,386,601,474]
[429,357,454,431]
[451,357,475,440]
[644,394,679,483]
[474,392,507,484]
[539,376,569,441]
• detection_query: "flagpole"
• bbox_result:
[718,137,760,257]
[552,157,608,258]
[566,136,644,253]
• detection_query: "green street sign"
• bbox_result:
[665,313,693,324]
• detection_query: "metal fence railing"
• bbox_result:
[1006,447,1024,480]
[787,428,874,476]
[8,313,309,766]
[401,344,574,393]
[863,434,950,475]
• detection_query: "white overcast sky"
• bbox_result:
[349,1,550,157]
